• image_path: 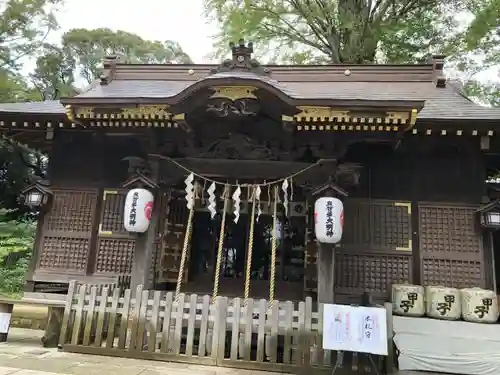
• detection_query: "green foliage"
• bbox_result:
[62,28,193,84]
[459,0,500,106]
[29,43,76,100]
[204,0,500,105]
[0,138,45,213]
[204,0,465,64]
[0,209,35,297]
[0,0,62,72]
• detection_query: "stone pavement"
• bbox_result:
[0,328,441,375]
[0,328,278,375]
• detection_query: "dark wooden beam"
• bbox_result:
[156,157,339,184]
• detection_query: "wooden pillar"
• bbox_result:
[317,243,335,304]
[41,306,64,347]
[130,162,160,291]
[312,182,346,305]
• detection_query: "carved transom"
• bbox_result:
[209,86,258,101]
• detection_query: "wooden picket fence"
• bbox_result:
[58,282,394,374]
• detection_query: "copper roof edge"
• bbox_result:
[113,62,434,69]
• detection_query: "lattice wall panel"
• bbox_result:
[334,252,412,298]
[419,205,481,255]
[422,258,482,288]
[343,200,411,251]
[95,190,135,275]
[95,238,135,274]
[38,237,90,270]
[99,191,128,235]
[419,204,484,288]
[157,193,189,283]
[45,190,96,233]
[151,192,169,285]
[38,189,97,272]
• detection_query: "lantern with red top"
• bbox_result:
[312,180,347,244]
[122,172,158,233]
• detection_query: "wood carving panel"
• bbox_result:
[95,190,136,274]
[38,189,98,272]
[419,203,484,288]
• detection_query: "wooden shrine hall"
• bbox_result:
[2,40,500,305]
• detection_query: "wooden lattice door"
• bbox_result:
[418,203,485,288]
[94,189,136,276]
[156,189,190,283]
[37,188,98,273]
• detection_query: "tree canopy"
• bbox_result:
[204,0,465,64]
[204,0,499,105]
[0,0,194,296]
[461,0,500,105]
[62,28,193,85]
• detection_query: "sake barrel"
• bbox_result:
[425,286,461,320]
[461,288,499,323]
[392,284,425,317]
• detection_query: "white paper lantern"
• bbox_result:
[392,284,425,317]
[124,188,154,233]
[461,288,499,323]
[314,197,343,244]
[425,286,461,320]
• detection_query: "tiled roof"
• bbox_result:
[1,63,499,121]
[0,100,65,114]
[76,77,500,120]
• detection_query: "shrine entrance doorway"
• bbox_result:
[186,210,276,299]
[183,198,307,301]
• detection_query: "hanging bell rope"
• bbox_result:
[175,208,194,302]
[269,185,279,308]
[212,185,230,304]
[244,187,257,306]
[175,181,197,302]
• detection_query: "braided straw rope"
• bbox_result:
[269,186,279,308]
[212,185,230,304]
[175,204,195,302]
[244,188,257,306]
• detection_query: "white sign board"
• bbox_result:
[322,304,388,356]
[0,312,11,333]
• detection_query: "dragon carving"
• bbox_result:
[206,99,259,118]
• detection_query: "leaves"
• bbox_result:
[29,43,76,100]
[204,0,464,64]
[62,28,193,84]
[0,0,62,72]
[0,209,34,297]
[204,0,500,105]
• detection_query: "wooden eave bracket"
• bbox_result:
[61,104,187,129]
[282,101,423,132]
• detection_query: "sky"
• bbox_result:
[50,0,218,63]
[33,0,498,85]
